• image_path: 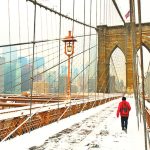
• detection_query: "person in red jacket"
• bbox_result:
[116,96,131,131]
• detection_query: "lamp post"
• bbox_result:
[62,31,77,98]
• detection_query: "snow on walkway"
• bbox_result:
[76,97,145,150]
[0,96,146,150]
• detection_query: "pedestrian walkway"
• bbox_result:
[76,96,146,150]
[0,96,147,150]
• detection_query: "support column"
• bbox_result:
[126,61,134,93]
[126,26,134,93]
[97,26,109,93]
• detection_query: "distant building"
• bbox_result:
[73,68,79,77]
[61,65,67,76]
[115,80,122,92]
[3,47,18,94]
[18,57,30,92]
[4,58,21,94]
[71,83,78,93]
[34,72,43,82]
[18,57,28,67]
[88,78,96,92]
[119,80,125,92]
[34,57,44,69]
[21,64,31,92]
[59,76,67,93]
[109,76,116,92]
[33,81,49,94]
[15,59,21,93]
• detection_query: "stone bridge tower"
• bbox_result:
[97,23,150,93]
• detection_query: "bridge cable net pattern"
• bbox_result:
[0,0,147,144]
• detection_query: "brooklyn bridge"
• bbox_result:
[0,0,150,149]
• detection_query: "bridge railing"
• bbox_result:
[0,95,121,142]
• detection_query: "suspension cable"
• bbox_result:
[27,0,96,30]
[112,0,126,25]
[70,0,75,105]
[95,0,98,101]
[7,0,12,94]
[88,0,92,99]
[137,0,148,149]
[29,0,37,131]
[130,0,140,137]
[136,54,140,128]
[57,0,62,110]
[82,0,86,104]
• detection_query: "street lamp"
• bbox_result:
[62,31,77,98]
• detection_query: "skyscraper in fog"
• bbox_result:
[34,57,44,69]
[109,76,116,92]
[2,46,23,94]
[61,65,67,76]
[18,57,31,92]
[3,46,18,94]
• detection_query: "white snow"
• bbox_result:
[0,96,148,150]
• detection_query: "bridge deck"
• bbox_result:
[0,94,118,121]
[0,96,146,150]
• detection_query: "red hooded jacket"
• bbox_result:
[117,100,131,117]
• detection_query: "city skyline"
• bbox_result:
[0,46,93,94]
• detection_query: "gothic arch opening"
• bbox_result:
[109,47,126,93]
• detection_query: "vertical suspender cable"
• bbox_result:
[88,0,92,99]
[26,2,31,95]
[130,0,139,134]
[130,0,137,95]
[98,0,102,99]
[135,52,140,130]
[83,0,85,102]
[106,0,108,25]
[134,54,139,131]
[99,0,101,25]
[109,0,112,93]
[103,0,106,95]
[7,0,12,94]
[30,0,37,131]
[137,0,148,149]
[137,55,142,123]
[125,23,128,93]
[18,0,21,93]
[136,54,140,128]
[108,0,111,25]
[103,0,106,25]
[72,0,75,37]
[46,8,50,94]
[58,0,62,110]
[40,8,45,94]
[95,0,98,100]
[40,8,43,72]
[70,0,75,105]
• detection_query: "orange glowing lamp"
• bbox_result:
[63,31,77,56]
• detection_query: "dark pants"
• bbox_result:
[121,116,128,130]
